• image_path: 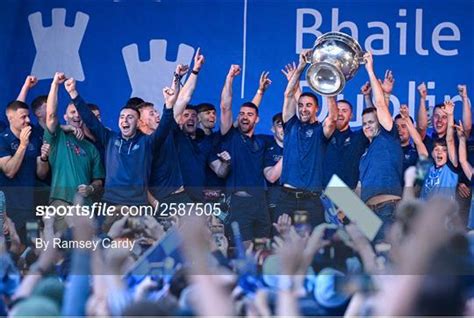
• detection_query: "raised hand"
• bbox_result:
[281,62,297,81]
[23,75,38,89]
[52,72,66,85]
[258,71,272,92]
[363,51,374,71]
[458,84,468,99]
[442,100,454,116]
[193,47,205,72]
[453,120,466,139]
[380,69,395,94]
[417,82,427,99]
[360,81,371,95]
[175,64,189,77]
[162,86,177,107]
[399,104,409,119]
[298,49,312,69]
[227,64,241,78]
[19,126,32,148]
[64,78,77,98]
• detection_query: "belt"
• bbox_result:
[282,187,321,199]
[367,199,401,211]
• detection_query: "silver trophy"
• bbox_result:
[306,32,365,96]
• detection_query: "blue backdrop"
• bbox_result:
[0,0,472,133]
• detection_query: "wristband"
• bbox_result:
[257,89,264,95]
[192,70,199,75]
[40,156,48,162]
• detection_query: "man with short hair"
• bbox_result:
[66,75,176,208]
[88,103,102,122]
[0,100,49,240]
[219,64,271,242]
[277,50,338,227]
[358,52,403,241]
[45,72,104,231]
[323,99,368,189]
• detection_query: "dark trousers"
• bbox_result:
[275,189,324,228]
[226,193,270,242]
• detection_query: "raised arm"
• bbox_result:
[281,62,302,101]
[220,65,241,135]
[251,71,272,107]
[364,52,393,131]
[283,51,309,123]
[458,85,472,136]
[455,121,473,181]
[172,64,190,122]
[174,49,205,121]
[360,81,374,109]
[323,95,338,139]
[65,78,110,147]
[400,105,428,158]
[46,72,66,133]
[150,86,178,148]
[416,82,428,139]
[444,100,458,167]
[17,75,38,102]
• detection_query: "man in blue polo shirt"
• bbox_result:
[358,52,403,241]
[263,112,284,223]
[65,75,176,210]
[277,50,338,227]
[147,58,203,208]
[196,103,226,196]
[219,64,270,242]
[0,100,49,241]
[322,100,368,189]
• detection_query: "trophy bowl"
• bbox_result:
[306,32,365,96]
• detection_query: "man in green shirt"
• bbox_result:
[45,72,104,232]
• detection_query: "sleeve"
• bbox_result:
[73,95,111,147]
[263,146,276,168]
[283,115,298,133]
[150,107,174,150]
[0,136,11,158]
[91,146,105,180]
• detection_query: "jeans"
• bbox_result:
[372,201,397,242]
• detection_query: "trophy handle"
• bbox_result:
[358,51,367,64]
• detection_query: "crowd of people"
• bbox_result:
[0,47,473,316]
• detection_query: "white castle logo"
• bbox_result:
[122,40,194,111]
[28,8,89,81]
